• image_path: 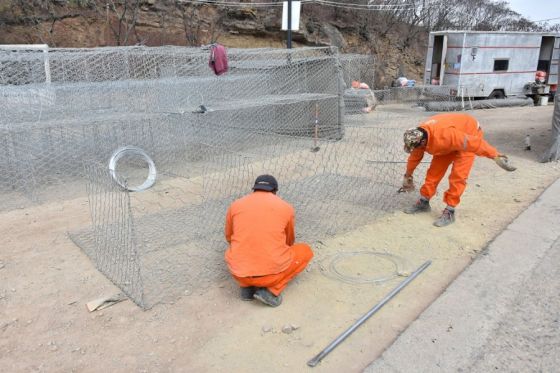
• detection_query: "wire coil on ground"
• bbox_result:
[322,251,410,284]
[108,146,157,192]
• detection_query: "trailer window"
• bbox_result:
[494,59,509,72]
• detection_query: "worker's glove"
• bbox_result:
[398,175,415,193]
[494,155,517,172]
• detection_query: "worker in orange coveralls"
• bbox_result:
[225,175,313,307]
[401,113,516,227]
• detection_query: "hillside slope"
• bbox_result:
[0,1,427,87]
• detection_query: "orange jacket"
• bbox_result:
[406,113,498,175]
[225,191,295,277]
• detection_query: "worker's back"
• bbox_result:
[225,191,295,277]
[421,113,479,134]
[420,113,481,156]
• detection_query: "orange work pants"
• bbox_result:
[420,151,475,207]
[232,243,313,296]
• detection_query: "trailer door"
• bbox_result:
[424,34,434,85]
[428,35,447,85]
[549,37,560,85]
[439,35,448,84]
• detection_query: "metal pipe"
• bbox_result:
[0,44,49,49]
[458,32,466,94]
[43,47,51,84]
[307,260,432,368]
[365,160,430,164]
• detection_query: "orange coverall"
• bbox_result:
[225,191,313,296]
[406,113,499,207]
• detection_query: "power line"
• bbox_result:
[532,16,560,23]
[177,0,283,7]
[311,0,413,10]
[178,0,414,10]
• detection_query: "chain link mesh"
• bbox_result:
[0,46,451,308]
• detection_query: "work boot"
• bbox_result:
[253,288,283,307]
[434,208,455,227]
[404,198,431,214]
[240,286,257,301]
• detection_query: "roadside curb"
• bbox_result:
[365,177,560,372]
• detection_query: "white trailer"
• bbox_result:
[424,31,560,98]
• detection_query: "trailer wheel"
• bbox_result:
[488,90,505,99]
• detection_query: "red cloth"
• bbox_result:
[209,44,228,76]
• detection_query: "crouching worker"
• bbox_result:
[401,113,516,227]
[225,175,313,307]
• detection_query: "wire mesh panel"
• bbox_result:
[1,46,440,308]
[339,54,375,88]
[340,54,377,121]
[0,46,346,209]
[70,119,426,309]
[0,45,50,85]
[70,162,144,305]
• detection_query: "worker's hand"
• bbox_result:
[494,154,517,172]
[399,175,415,193]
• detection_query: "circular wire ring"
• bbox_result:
[108,146,157,192]
[322,251,409,284]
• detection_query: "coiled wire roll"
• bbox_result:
[108,146,157,192]
[321,251,411,284]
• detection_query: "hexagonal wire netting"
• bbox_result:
[0,46,454,308]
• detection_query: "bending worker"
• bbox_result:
[401,112,516,227]
[224,175,313,307]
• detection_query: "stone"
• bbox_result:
[282,324,299,334]
[282,325,294,334]
[318,23,347,49]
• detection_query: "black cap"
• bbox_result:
[252,174,278,192]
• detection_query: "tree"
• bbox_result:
[175,0,201,46]
[9,0,85,46]
[94,0,142,46]
[174,0,222,46]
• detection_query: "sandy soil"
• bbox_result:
[1,105,559,373]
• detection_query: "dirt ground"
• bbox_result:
[1,105,559,373]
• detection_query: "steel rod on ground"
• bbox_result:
[365,160,430,164]
[307,260,432,367]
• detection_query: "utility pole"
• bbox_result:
[105,2,109,45]
[287,0,292,49]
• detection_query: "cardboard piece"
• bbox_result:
[86,293,127,312]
